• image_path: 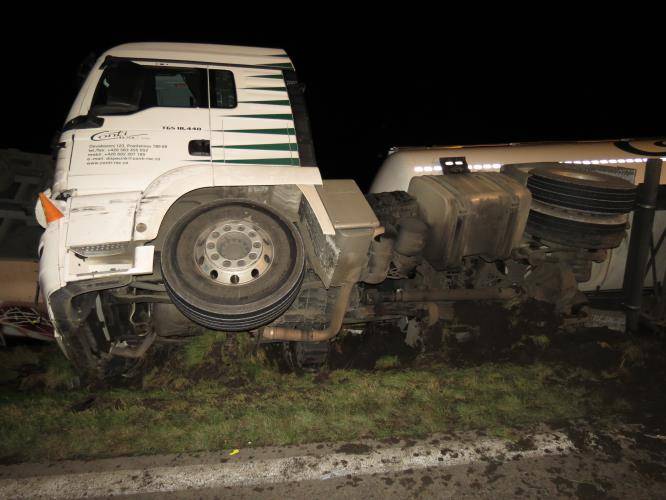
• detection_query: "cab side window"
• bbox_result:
[153,72,202,107]
[91,61,208,114]
[209,70,237,109]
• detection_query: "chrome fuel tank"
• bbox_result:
[408,173,531,270]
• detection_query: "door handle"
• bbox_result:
[188,139,210,156]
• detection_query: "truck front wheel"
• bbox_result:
[161,200,305,331]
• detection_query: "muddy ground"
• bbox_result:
[1,298,666,468]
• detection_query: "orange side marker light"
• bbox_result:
[39,192,64,224]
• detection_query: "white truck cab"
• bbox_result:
[41,42,331,290]
[38,43,377,376]
[57,43,311,194]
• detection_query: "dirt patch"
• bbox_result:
[575,482,609,500]
[632,459,666,482]
[628,431,666,463]
[448,301,625,370]
[335,443,374,455]
[69,395,96,413]
[329,324,418,370]
[592,433,624,463]
[442,299,666,438]
[447,299,561,365]
[507,437,537,452]
[446,300,657,386]
[141,398,169,411]
[132,333,266,390]
[0,342,78,391]
[551,475,574,495]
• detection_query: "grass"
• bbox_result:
[183,332,221,368]
[0,341,609,463]
[2,320,652,464]
[0,344,78,390]
[0,346,40,384]
[374,355,400,370]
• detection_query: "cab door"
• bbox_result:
[67,60,211,193]
[209,66,299,168]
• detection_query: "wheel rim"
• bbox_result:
[194,219,274,285]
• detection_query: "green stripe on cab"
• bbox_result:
[212,158,300,165]
[249,74,284,79]
[229,114,294,120]
[212,143,295,151]
[238,100,291,106]
[224,128,296,135]
[243,87,288,92]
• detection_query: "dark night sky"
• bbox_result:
[2,14,663,191]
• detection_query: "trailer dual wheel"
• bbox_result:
[161,200,305,331]
[524,165,638,250]
[527,166,637,214]
[526,208,629,249]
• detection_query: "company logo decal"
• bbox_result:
[91,131,149,141]
[614,140,666,157]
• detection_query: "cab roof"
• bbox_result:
[101,42,293,70]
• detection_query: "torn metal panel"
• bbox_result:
[66,192,141,248]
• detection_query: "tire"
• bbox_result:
[161,199,305,331]
[527,166,637,214]
[526,209,628,249]
[525,165,636,249]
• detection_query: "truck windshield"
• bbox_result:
[90,61,208,115]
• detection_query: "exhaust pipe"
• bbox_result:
[260,281,355,342]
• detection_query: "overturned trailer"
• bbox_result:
[36,42,664,378]
[372,140,666,293]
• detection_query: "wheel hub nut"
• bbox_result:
[194,220,273,285]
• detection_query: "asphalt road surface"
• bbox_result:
[1,422,665,499]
